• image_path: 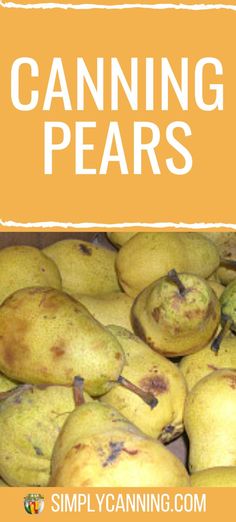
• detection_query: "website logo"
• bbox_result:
[24,494,45,515]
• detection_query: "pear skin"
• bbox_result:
[101,326,187,442]
[0,246,61,304]
[44,239,120,296]
[107,232,137,249]
[180,334,236,390]
[184,369,236,472]
[132,273,220,357]
[116,232,219,298]
[203,232,236,285]
[208,280,224,299]
[0,373,18,393]
[190,467,236,487]
[0,287,125,396]
[50,402,190,487]
[73,292,133,331]
[0,384,91,486]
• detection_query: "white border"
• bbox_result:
[0,3,236,11]
[1,1,235,229]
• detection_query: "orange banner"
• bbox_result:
[0,4,236,229]
[0,487,235,521]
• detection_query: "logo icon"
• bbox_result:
[24,494,45,515]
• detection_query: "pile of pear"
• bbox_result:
[0,232,235,487]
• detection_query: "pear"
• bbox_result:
[180,334,236,390]
[116,232,219,297]
[50,380,189,487]
[73,292,133,331]
[184,369,236,472]
[132,271,220,357]
[0,373,17,393]
[0,245,61,304]
[0,287,125,396]
[203,232,236,285]
[101,326,187,442]
[0,384,91,486]
[43,239,120,296]
[190,467,236,487]
[107,232,137,248]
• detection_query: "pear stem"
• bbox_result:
[211,317,233,354]
[117,375,158,410]
[220,257,236,269]
[167,269,186,297]
[73,376,85,407]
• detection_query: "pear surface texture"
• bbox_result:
[190,466,236,487]
[116,232,219,297]
[0,384,90,486]
[101,326,187,441]
[0,287,125,396]
[44,239,120,296]
[74,292,133,331]
[132,273,220,357]
[184,369,236,472]
[107,232,137,248]
[0,246,61,304]
[180,334,236,390]
[50,402,190,487]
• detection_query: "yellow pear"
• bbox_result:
[190,467,236,487]
[131,272,220,357]
[0,245,61,304]
[208,280,225,298]
[73,292,133,331]
[50,388,189,487]
[179,334,236,390]
[184,369,236,472]
[203,232,236,285]
[101,326,187,442]
[0,384,90,486]
[0,287,125,396]
[44,239,120,296]
[116,232,219,297]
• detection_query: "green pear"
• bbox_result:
[0,287,125,396]
[50,383,189,487]
[203,232,236,285]
[107,232,137,248]
[116,232,219,297]
[101,326,187,442]
[43,239,120,296]
[190,467,236,487]
[0,384,90,486]
[0,245,61,304]
[73,292,133,331]
[132,271,220,357]
[211,279,236,353]
[180,334,236,390]
[184,369,236,472]
[0,373,17,393]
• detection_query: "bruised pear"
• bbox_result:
[116,232,219,297]
[101,326,187,442]
[0,287,125,396]
[44,239,120,296]
[0,384,90,486]
[0,246,61,304]
[50,379,189,487]
[132,271,220,357]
